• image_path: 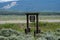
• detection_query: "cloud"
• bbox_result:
[2,2,17,9]
[0,0,19,3]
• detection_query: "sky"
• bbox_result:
[0,0,60,12]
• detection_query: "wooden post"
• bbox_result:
[27,14,29,28]
[36,14,38,33]
[25,14,30,34]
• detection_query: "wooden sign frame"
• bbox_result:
[25,13,40,34]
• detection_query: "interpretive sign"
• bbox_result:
[30,15,35,22]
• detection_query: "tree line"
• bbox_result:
[0,10,60,15]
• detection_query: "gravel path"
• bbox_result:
[0,20,60,24]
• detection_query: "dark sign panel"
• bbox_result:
[30,15,35,22]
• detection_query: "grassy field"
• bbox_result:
[0,15,26,21]
[0,15,60,32]
[0,22,60,32]
[0,15,60,40]
[0,15,60,21]
[39,15,60,20]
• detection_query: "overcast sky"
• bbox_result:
[0,0,60,12]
